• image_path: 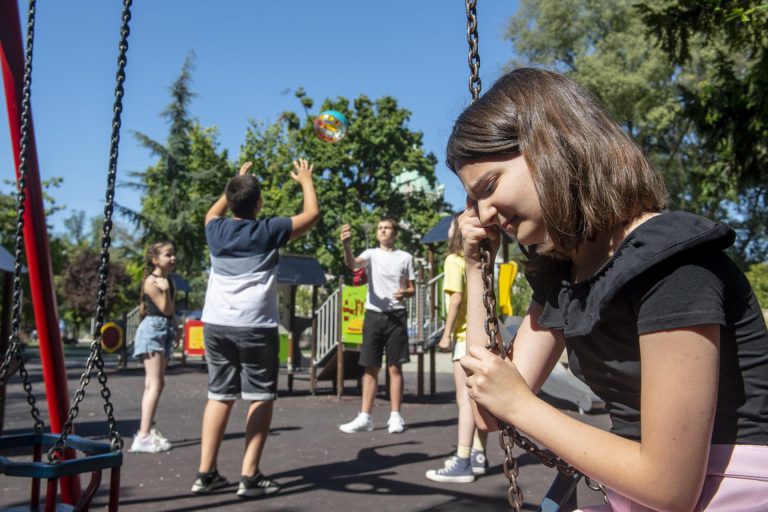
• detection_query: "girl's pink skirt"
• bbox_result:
[577,445,768,512]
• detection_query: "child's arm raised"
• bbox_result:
[288,158,320,240]
[339,224,367,270]
[205,162,253,226]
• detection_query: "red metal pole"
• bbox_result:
[0,0,80,503]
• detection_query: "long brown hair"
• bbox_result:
[446,68,667,258]
[447,214,463,256]
[139,241,174,319]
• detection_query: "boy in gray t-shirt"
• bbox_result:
[338,218,416,434]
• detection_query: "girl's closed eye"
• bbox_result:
[482,177,498,196]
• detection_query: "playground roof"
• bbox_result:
[420,215,454,244]
[169,273,192,293]
[278,254,327,286]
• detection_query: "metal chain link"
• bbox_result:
[465,0,482,102]
[49,0,132,462]
[479,244,583,510]
[479,240,504,356]
[0,0,44,434]
[464,2,604,508]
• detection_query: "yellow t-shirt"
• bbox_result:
[443,253,468,342]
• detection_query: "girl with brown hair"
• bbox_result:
[131,241,177,453]
[450,68,767,511]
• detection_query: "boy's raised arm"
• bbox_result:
[340,223,366,270]
[288,159,320,240]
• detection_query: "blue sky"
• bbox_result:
[1,1,519,235]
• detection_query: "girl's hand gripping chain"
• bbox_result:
[458,203,510,431]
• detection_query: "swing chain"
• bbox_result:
[500,427,523,511]
[479,239,502,356]
[49,0,132,462]
[479,242,581,509]
[0,0,44,434]
[465,0,482,102]
[501,423,579,477]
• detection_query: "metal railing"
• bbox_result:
[313,288,340,367]
[124,306,140,353]
[312,272,446,369]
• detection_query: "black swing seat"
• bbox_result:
[0,432,122,512]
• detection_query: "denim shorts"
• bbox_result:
[133,315,176,359]
[203,323,279,401]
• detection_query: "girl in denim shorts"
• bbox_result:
[130,241,178,454]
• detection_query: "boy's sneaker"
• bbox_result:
[386,415,406,434]
[130,432,170,454]
[191,470,228,494]
[150,429,173,451]
[237,472,280,498]
[339,413,373,433]
[471,449,489,475]
[425,456,475,483]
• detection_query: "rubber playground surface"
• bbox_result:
[0,351,610,511]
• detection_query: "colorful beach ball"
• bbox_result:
[313,110,349,143]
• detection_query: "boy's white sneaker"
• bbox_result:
[387,415,406,434]
[339,413,373,433]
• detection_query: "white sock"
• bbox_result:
[389,411,402,420]
[358,412,371,421]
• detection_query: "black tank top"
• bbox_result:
[143,276,175,318]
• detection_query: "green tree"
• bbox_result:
[59,247,131,337]
[637,0,768,265]
[506,0,726,220]
[506,0,768,266]
[0,177,64,252]
[745,263,768,310]
[0,177,64,331]
[240,89,449,281]
[120,56,232,307]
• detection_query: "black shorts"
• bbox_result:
[203,323,279,401]
[359,309,410,368]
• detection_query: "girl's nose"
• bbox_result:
[476,198,498,225]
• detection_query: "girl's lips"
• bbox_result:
[501,219,517,235]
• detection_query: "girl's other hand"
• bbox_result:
[437,332,452,352]
[459,201,500,266]
[150,275,170,292]
[460,344,534,424]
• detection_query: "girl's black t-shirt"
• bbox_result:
[525,211,768,444]
[143,277,175,318]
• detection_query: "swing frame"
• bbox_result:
[0,0,132,509]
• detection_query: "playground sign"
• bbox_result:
[341,285,366,344]
[184,319,205,357]
[100,322,123,353]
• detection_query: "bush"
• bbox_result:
[745,263,768,310]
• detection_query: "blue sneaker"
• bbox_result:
[471,449,489,475]
[425,456,474,483]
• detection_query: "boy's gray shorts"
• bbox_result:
[203,323,279,401]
